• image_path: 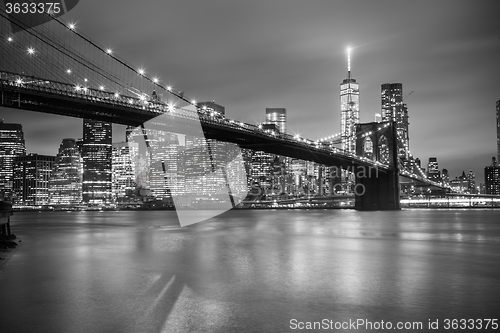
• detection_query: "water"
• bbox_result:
[1,209,500,333]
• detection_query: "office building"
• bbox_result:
[381,83,409,156]
[467,170,476,194]
[485,157,500,195]
[184,136,231,199]
[112,141,139,203]
[265,108,286,133]
[198,101,226,115]
[0,121,26,200]
[450,173,468,193]
[247,150,274,194]
[427,157,440,182]
[48,138,83,207]
[150,134,184,201]
[340,48,359,153]
[13,154,55,206]
[497,100,499,162]
[81,119,112,205]
[442,168,450,187]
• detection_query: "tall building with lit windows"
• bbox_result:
[13,154,55,206]
[381,83,409,156]
[150,134,184,200]
[340,48,360,153]
[485,157,500,195]
[112,141,139,203]
[82,119,112,205]
[265,108,286,133]
[496,100,499,163]
[0,121,26,200]
[427,157,440,182]
[48,138,83,206]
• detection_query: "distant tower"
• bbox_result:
[81,119,112,205]
[265,108,286,133]
[340,47,359,153]
[48,138,83,206]
[496,100,499,163]
[485,157,500,195]
[381,83,409,157]
[427,157,440,181]
[13,154,56,206]
[0,121,26,200]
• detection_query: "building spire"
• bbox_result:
[347,47,351,79]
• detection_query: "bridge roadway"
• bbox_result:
[0,71,390,172]
[1,71,446,191]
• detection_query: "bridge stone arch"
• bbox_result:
[362,136,374,160]
[354,121,400,210]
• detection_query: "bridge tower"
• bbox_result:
[354,121,400,210]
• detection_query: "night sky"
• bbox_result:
[1,0,499,180]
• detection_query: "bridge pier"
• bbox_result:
[354,168,400,210]
[354,120,400,211]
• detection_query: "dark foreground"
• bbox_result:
[1,209,499,333]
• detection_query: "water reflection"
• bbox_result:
[1,209,499,332]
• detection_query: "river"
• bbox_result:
[1,209,499,332]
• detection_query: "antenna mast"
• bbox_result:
[347,47,351,79]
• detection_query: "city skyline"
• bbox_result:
[0,0,498,178]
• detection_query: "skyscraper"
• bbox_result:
[112,141,139,203]
[427,157,440,182]
[485,157,500,195]
[265,108,286,133]
[381,83,409,156]
[496,100,499,163]
[198,101,226,115]
[184,135,228,198]
[150,134,184,201]
[13,154,55,206]
[81,120,112,205]
[0,121,26,200]
[442,168,450,187]
[48,138,83,207]
[467,170,476,194]
[340,48,359,153]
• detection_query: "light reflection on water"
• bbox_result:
[1,209,500,333]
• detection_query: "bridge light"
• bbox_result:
[15,78,23,85]
[191,99,197,105]
[7,37,13,42]
[114,92,120,98]
[106,48,113,55]
[74,85,81,91]
[99,85,104,90]
[66,69,71,74]
[82,87,88,93]
[27,47,35,55]
[166,85,172,91]
[138,68,145,75]
[68,23,76,30]
[153,77,159,84]
[167,103,175,112]
[84,78,88,82]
